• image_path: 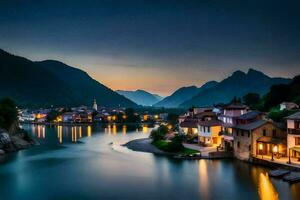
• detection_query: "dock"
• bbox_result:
[269,169,290,178]
[283,172,300,183]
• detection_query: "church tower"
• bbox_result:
[93,98,98,111]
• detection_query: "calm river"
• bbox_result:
[0,124,299,200]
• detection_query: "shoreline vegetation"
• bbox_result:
[125,124,200,157]
[0,98,35,156]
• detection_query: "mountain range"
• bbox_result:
[155,69,291,108]
[116,90,163,106]
[154,81,218,108]
[0,49,136,108]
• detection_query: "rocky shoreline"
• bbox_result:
[0,129,35,155]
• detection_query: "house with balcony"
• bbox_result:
[198,120,222,147]
[286,112,300,162]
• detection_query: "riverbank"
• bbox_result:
[20,121,155,126]
[124,138,235,159]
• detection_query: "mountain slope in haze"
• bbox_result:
[154,81,218,108]
[0,49,137,108]
[116,89,163,106]
[180,69,291,107]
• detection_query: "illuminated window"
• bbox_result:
[295,137,300,145]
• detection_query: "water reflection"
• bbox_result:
[258,173,279,200]
[29,124,152,144]
[198,160,210,199]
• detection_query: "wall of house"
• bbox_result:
[233,129,251,160]
[251,123,286,156]
[287,134,300,154]
[287,119,295,129]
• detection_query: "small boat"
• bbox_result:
[269,169,290,178]
[283,172,300,183]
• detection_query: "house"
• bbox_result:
[218,104,249,151]
[218,103,249,126]
[280,102,299,111]
[179,119,198,135]
[62,112,76,122]
[286,112,300,162]
[233,120,286,161]
[198,120,222,147]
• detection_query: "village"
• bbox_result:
[18,98,169,124]
[178,101,300,173]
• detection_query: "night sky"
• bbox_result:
[1,0,299,96]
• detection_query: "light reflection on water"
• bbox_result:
[0,124,298,200]
[30,124,149,144]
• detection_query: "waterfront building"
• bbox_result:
[219,103,249,151]
[286,112,300,161]
[198,120,222,147]
[233,120,286,161]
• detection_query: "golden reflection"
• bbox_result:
[87,126,92,137]
[107,124,111,135]
[72,127,77,143]
[42,126,45,139]
[122,125,127,135]
[79,126,82,138]
[112,124,117,135]
[143,125,148,134]
[198,160,209,199]
[57,125,62,144]
[258,173,279,200]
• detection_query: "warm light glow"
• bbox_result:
[273,145,278,153]
[143,125,148,133]
[259,143,263,150]
[143,115,148,121]
[112,124,117,134]
[122,115,127,120]
[154,115,159,119]
[122,125,127,134]
[56,115,62,122]
[107,116,112,121]
[258,173,279,200]
[87,126,92,137]
[58,125,62,144]
[112,115,117,121]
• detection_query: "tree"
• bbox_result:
[46,110,59,122]
[0,97,18,130]
[169,135,184,152]
[150,125,169,141]
[243,93,261,109]
[124,108,140,123]
[167,113,179,126]
[230,96,241,104]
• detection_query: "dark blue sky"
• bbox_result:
[1,0,299,95]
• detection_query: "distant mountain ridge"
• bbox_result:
[154,81,218,108]
[0,49,137,108]
[180,69,291,107]
[116,89,163,106]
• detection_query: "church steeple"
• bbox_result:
[93,98,98,111]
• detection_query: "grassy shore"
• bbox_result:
[152,140,199,155]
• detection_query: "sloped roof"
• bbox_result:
[198,120,222,127]
[237,111,261,120]
[180,120,198,128]
[257,136,286,145]
[234,120,268,131]
[286,112,300,120]
[224,103,249,110]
